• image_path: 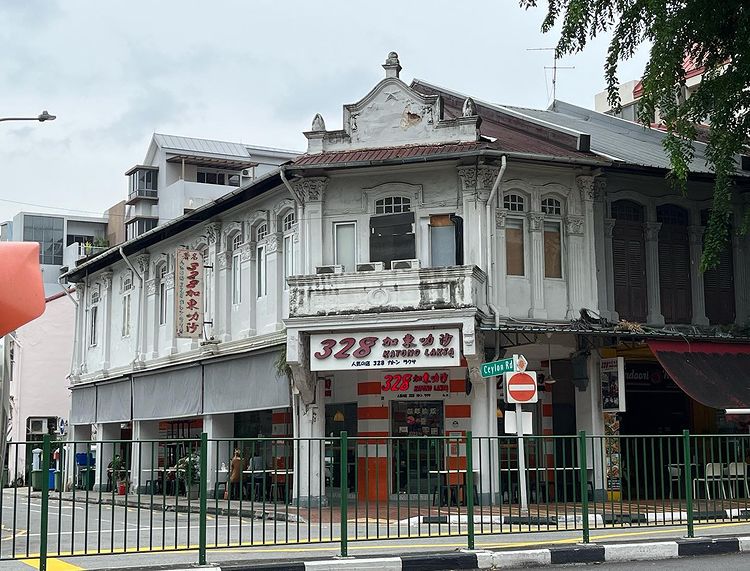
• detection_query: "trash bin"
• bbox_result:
[54,470,61,491]
[48,468,55,490]
[31,470,43,491]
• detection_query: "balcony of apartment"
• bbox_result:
[288,263,487,318]
[62,242,108,268]
[125,165,159,205]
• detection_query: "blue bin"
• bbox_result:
[48,469,55,489]
[76,453,93,466]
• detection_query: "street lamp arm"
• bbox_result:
[0,111,56,123]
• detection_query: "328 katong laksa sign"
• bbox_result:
[309,328,461,371]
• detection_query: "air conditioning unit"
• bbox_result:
[391,259,421,270]
[356,262,384,272]
[242,169,250,176]
[28,418,48,435]
[315,265,344,275]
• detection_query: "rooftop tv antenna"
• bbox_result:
[527,47,575,109]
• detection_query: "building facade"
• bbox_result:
[64,53,750,501]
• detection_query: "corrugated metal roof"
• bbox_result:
[154,133,251,158]
[499,101,720,174]
[292,142,488,166]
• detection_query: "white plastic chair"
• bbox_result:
[704,463,726,500]
[727,462,749,499]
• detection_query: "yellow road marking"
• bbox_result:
[21,558,83,570]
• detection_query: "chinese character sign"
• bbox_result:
[174,248,204,339]
[309,328,461,371]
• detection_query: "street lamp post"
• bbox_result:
[0,110,56,123]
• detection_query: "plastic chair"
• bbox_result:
[693,463,726,500]
[727,462,749,499]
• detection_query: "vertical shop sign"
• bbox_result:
[600,357,626,412]
[603,412,622,498]
[175,248,204,339]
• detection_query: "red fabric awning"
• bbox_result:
[647,340,750,409]
[0,242,45,336]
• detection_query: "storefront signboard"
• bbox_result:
[174,248,204,339]
[600,357,626,412]
[381,370,450,399]
[309,328,461,371]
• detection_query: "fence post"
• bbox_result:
[339,431,348,557]
[466,431,475,550]
[40,434,50,571]
[682,429,694,538]
[578,430,589,544]
[198,432,208,565]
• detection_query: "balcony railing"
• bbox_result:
[288,264,486,317]
[127,188,158,203]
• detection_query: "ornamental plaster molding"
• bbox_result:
[273,198,296,217]
[456,166,477,192]
[576,175,597,202]
[495,209,508,229]
[604,218,616,238]
[221,221,243,250]
[218,251,231,270]
[594,177,607,201]
[205,222,222,245]
[100,271,113,291]
[239,243,254,262]
[564,215,585,236]
[528,211,545,232]
[292,177,328,203]
[134,254,150,277]
[264,233,282,254]
[164,272,175,289]
[644,222,662,242]
[145,279,157,296]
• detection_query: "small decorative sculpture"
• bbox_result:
[462,97,477,117]
[311,113,326,132]
[385,51,400,66]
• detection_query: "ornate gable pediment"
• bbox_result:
[304,52,481,153]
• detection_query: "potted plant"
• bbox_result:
[110,455,128,495]
[176,452,200,498]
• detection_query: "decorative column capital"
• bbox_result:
[217,251,231,270]
[604,218,616,238]
[594,178,607,201]
[495,209,508,228]
[100,271,113,291]
[456,166,477,192]
[643,221,662,242]
[134,254,150,278]
[457,165,500,199]
[74,282,86,303]
[528,211,545,232]
[205,222,222,245]
[292,177,328,203]
[145,278,157,296]
[576,175,598,202]
[689,225,705,245]
[264,233,282,254]
[564,215,585,236]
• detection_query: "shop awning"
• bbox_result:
[95,377,132,423]
[70,385,97,425]
[647,341,750,409]
[132,364,202,421]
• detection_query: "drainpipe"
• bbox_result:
[279,166,302,207]
[119,247,143,362]
[485,155,507,357]
[280,165,306,274]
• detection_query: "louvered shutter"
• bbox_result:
[658,225,692,324]
[704,245,736,324]
[613,222,647,322]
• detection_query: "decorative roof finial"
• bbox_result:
[383,51,402,79]
[311,113,326,132]
[462,97,477,117]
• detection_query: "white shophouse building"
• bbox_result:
[65,53,750,501]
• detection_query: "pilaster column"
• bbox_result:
[100,272,113,371]
[457,165,498,268]
[495,209,510,315]
[577,176,600,309]
[564,215,586,319]
[644,222,665,325]
[292,178,327,273]
[166,267,177,354]
[527,211,547,319]
[592,179,608,318]
[73,282,87,376]
[204,222,222,340]
[146,272,159,359]
[603,219,618,321]
[264,233,283,330]
[134,254,150,364]
[733,219,750,323]
[131,420,160,493]
[688,226,709,325]
[94,423,120,492]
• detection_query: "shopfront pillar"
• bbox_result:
[293,381,327,507]
[94,423,121,492]
[573,353,605,500]
[204,414,234,497]
[131,420,160,493]
[292,177,327,274]
[65,423,92,491]
[469,374,500,503]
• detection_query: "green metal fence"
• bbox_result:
[2,432,750,569]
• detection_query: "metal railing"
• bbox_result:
[3,431,750,569]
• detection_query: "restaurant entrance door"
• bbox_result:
[390,400,444,494]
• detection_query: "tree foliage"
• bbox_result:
[520,0,750,270]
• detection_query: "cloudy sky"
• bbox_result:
[0,0,649,224]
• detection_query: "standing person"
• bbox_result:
[229,449,243,500]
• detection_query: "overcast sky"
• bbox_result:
[0,0,650,224]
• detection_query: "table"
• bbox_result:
[218,469,293,502]
[500,466,579,503]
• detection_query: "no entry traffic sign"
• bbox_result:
[504,371,538,404]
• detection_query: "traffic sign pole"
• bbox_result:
[516,402,528,511]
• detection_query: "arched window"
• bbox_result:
[503,193,525,212]
[121,274,132,337]
[375,196,411,214]
[611,200,644,222]
[657,204,691,323]
[256,223,268,242]
[231,233,242,252]
[158,264,168,325]
[282,211,296,232]
[541,197,561,216]
[89,290,100,346]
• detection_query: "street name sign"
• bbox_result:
[480,358,515,378]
